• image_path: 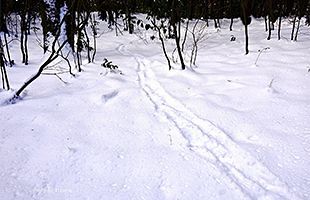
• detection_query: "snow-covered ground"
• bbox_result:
[1,17,310,200]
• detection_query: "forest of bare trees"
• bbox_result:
[1,0,310,100]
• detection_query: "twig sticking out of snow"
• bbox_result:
[268,78,275,88]
[255,47,270,66]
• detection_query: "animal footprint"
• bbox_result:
[101,90,119,104]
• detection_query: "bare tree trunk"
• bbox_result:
[152,18,171,70]
[230,18,233,31]
[181,19,189,52]
[20,22,26,64]
[244,23,249,54]
[294,17,301,41]
[26,14,31,35]
[244,25,249,55]
[241,0,250,54]
[0,36,10,90]
[24,26,29,65]
[204,0,209,27]
[20,12,29,65]
[58,40,74,76]
[4,33,13,67]
[190,20,199,66]
[76,51,82,71]
[291,15,297,40]
[217,18,221,28]
[92,34,96,62]
[90,14,97,63]
[158,31,171,70]
[125,0,133,34]
[83,27,91,63]
[172,21,185,70]
[278,16,282,40]
[0,66,4,89]
[229,0,233,31]
[267,17,272,40]
[76,13,82,72]
[264,16,268,32]
[76,11,90,71]
[115,11,119,36]
[214,19,218,28]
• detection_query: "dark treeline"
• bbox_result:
[0,0,310,99]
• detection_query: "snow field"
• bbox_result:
[1,17,310,199]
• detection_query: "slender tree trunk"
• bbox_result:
[190,20,199,66]
[291,15,297,40]
[89,14,97,62]
[278,16,282,40]
[267,17,272,40]
[115,11,119,36]
[125,1,133,34]
[83,27,91,63]
[264,16,268,32]
[108,10,114,26]
[77,52,82,70]
[173,21,185,70]
[26,14,31,35]
[90,14,97,63]
[24,27,29,65]
[158,30,171,70]
[230,18,233,31]
[190,35,196,66]
[229,0,234,31]
[244,23,249,54]
[43,31,48,53]
[181,19,189,52]
[204,0,209,27]
[214,19,218,28]
[76,13,82,72]
[294,17,301,41]
[229,0,233,31]
[152,18,171,70]
[0,36,10,90]
[241,0,250,54]
[0,66,4,89]
[4,33,12,67]
[20,12,29,65]
[92,35,97,62]
[58,41,74,76]
[20,19,26,64]
[193,42,198,66]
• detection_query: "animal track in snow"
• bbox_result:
[118,41,301,200]
[101,90,119,104]
[136,59,300,199]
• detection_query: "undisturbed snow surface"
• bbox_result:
[1,18,310,200]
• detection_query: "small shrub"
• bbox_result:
[101,58,123,75]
